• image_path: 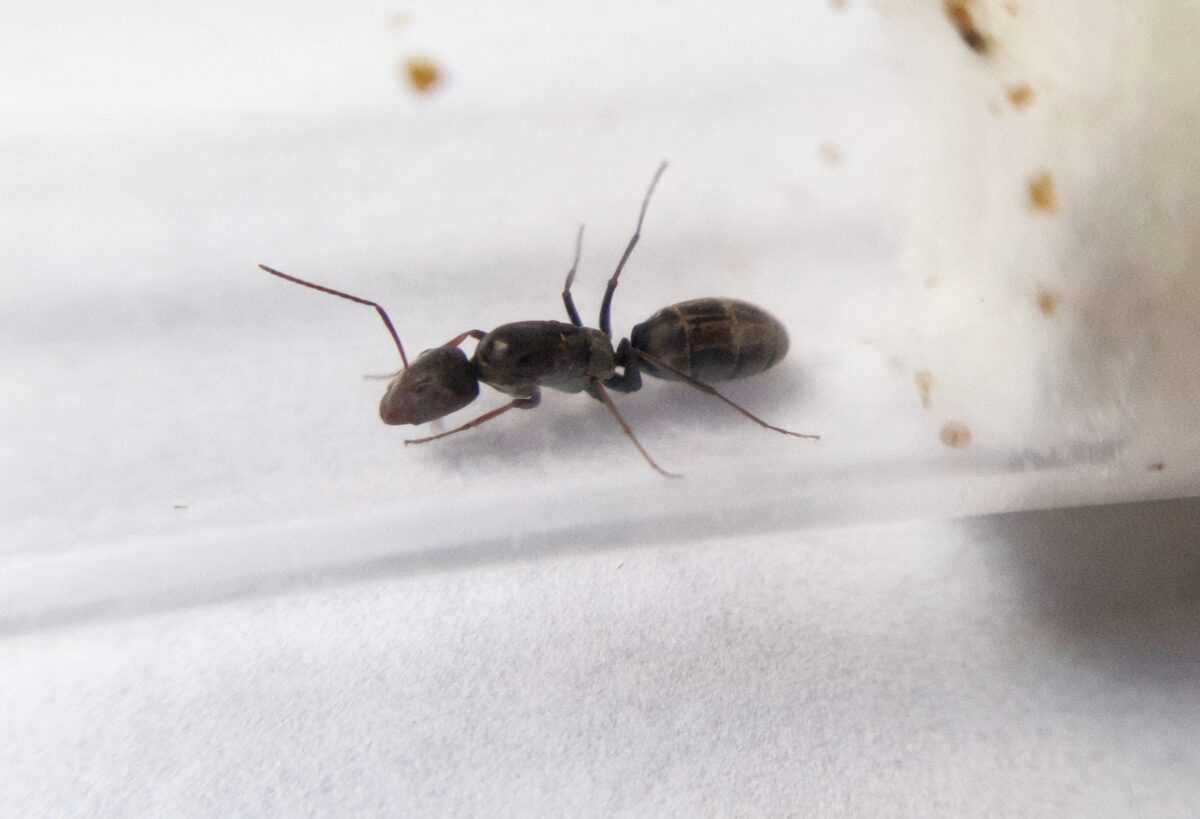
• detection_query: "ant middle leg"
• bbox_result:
[598,161,669,337]
[590,380,680,478]
[403,389,541,445]
[634,350,821,441]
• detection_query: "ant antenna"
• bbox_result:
[258,264,409,368]
[599,161,669,337]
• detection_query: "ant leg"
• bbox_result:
[602,338,644,394]
[599,161,669,337]
[442,329,487,348]
[561,225,585,326]
[634,350,821,441]
[404,389,541,445]
[258,264,409,368]
[591,381,681,478]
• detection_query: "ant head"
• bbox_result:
[380,346,479,425]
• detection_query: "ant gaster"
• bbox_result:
[258,162,818,477]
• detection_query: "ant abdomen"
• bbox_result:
[630,298,789,383]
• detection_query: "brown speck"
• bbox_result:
[940,421,972,449]
[1036,288,1060,317]
[1004,0,1019,15]
[403,56,442,94]
[1028,171,1058,213]
[944,0,990,55]
[387,12,412,29]
[819,142,842,164]
[915,370,934,409]
[830,0,849,10]
[1148,462,1166,472]
[925,274,941,289]
[1007,84,1034,109]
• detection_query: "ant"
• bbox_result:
[258,162,818,477]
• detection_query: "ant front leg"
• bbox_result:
[442,329,487,348]
[365,329,486,381]
[404,388,541,445]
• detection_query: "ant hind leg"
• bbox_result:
[634,350,820,441]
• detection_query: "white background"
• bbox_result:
[3,0,1199,815]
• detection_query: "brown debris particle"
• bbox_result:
[387,12,412,29]
[944,0,991,55]
[403,56,442,94]
[1004,1,1019,15]
[1036,288,1060,317]
[925,274,941,289]
[1028,171,1058,213]
[1007,83,1034,109]
[914,370,934,409]
[940,421,972,449]
[819,142,842,164]
[830,0,849,10]
[1148,462,1166,472]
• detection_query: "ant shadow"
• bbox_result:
[414,362,817,472]
[966,496,1200,686]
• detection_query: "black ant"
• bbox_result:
[258,162,818,477]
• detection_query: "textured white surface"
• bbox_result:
[4,501,1200,817]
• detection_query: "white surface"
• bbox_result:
[5,0,1200,623]
[5,500,1200,817]
[4,0,1200,815]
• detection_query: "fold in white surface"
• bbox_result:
[5,501,1200,817]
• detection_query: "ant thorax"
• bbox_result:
[474,322,616,396]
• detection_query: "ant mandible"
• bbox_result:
[258,162,818,477]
